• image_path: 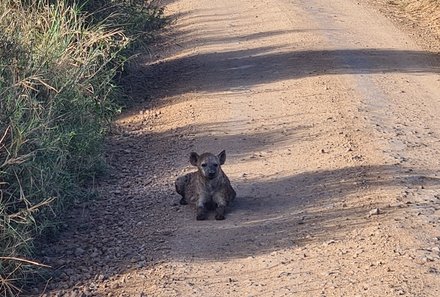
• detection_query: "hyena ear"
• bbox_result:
[218,150,226,165]
[189,152,199,166]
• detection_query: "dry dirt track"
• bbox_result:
[36,0,440,296]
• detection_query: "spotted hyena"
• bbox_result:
[175,150,236,220]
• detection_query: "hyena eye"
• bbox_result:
[201,163,207,167]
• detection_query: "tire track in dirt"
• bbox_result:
[34,0,440,296]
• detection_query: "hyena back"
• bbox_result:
[175,150,236,220]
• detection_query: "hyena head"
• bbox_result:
[190,150,226,180]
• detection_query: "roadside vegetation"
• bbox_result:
[0,0,164,294]
[402,0,440,34]
[382,0,440,43]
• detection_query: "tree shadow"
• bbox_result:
[144,48,439,102]
[127,118,314,157]
[124,5,440,108]
[33,118,440,294]
[171,164,440,260]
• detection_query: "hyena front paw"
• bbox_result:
[196,213,207,220]
[215,213,225,220]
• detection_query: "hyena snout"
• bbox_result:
[203,163,219,179]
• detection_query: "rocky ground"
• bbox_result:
[29,0,440,296]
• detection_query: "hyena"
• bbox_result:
[175,150,236,220]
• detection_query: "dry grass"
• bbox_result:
[403,0,440,28]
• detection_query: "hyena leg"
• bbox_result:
[196,194,209,221]
[215,205,226,220]
[213,193,227,220]
[175,176,188,205]
[179,196,188,205]
[205,201,216,211]
[196,207,207,220]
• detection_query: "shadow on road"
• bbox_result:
[37,122,440,292]
[174,164,440,260]
[35,7,440,295]
[138,47,439,107]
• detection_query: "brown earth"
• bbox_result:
[31,0,440,296]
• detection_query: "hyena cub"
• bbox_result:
[175,150,236,220]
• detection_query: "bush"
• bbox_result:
[0,0,163,294]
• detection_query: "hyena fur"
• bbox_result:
[175,150,236,220]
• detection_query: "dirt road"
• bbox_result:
[37,0,440,296]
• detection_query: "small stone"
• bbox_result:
[74,247,85,256]
[323,240,337,246]
[110,282,121,290]
[369,208,381,216]
[137,261,146,268]
[423,256,434,262]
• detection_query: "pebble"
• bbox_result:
[369,208,381,216]
[323,239,337,246]
[423,256,434,262]
[97,274,106,281]
[110,282,121,290]
[74,247,85,256]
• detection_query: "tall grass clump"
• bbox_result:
[77,0,166,50]
[0,0,164,294]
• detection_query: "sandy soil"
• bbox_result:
[32,0,440,296]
